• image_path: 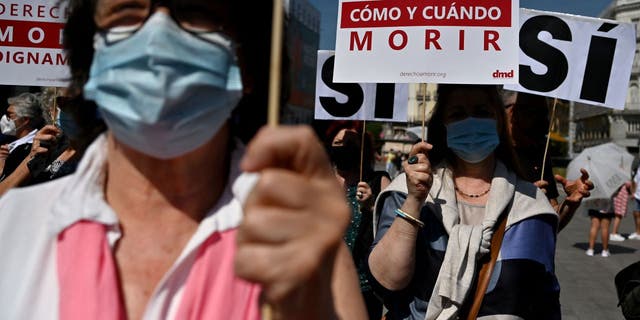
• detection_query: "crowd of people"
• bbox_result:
[0,88,92,196]
[0,1,365,319]
[323,120,391,319]
[0,0,637,319]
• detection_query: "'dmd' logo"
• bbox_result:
[492,69,514,78]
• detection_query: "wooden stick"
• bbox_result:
[540,98,558,182]
[261,304,274,320]
[267,0,284,127]
[421,83,427,141]
[263,0,284,318]
[51,87,58,127]
[359,120,366,182]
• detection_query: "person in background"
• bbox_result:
[0,88,99,197]
[585,200,615,257]
[611,181,632,241]
[630,165,640,240]
[0,122,62,198]
[0,0,367,319]
[502,90,593,232]
[0,144,9,176]
[325,120,391,320]
[0,92,45,180]
[369,84,560,319]
[393,149,403,177]
[386,148,398,178]
[31,88,80,182]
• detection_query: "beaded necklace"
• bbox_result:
[454,185,490,198]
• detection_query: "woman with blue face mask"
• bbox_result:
[0,0,366,319]
[368,84,561,320]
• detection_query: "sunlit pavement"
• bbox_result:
[555,192,640,320]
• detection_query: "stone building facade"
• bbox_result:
[573,0,640,155]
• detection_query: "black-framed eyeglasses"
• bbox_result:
[95,0,232,47]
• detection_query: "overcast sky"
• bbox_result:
[308,0,615,50]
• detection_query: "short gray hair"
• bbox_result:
[7,92,45,129]
[8,92,43,120]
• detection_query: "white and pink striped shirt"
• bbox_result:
[0,134,260,319]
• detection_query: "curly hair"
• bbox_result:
[39,87,64,125]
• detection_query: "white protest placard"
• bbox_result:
[315,50,408,121]
[0,0,69,87]
[333,0,519,84]
[504,9,636,110]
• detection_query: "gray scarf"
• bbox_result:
[424,161,514,320]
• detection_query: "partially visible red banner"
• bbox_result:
[340,0,512,28]
[0,19,64,49]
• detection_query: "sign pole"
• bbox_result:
[262,0,284,318]
[568,100,575,158]
[267,0,284,127]
[360,120,366,182]
[51,87,58,128]
[540,98,558,181]
[421,83,427,141]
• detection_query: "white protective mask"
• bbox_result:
[0,115,17,136]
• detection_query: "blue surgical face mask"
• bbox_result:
[83,12,243,159]
[446,117,499,164]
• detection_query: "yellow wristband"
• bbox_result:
[394,208,424,228]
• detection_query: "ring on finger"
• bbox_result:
[408,155,418,165]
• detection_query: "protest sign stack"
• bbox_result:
[0,0,69,87]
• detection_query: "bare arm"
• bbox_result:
[556,198,580,232]
[0,161,31,197]
[0,126,60,197]
[555,168,593,232]
[331,243,368,320]
[0,144,9,175]
[369,194,422,290]
[369,142,432,290]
